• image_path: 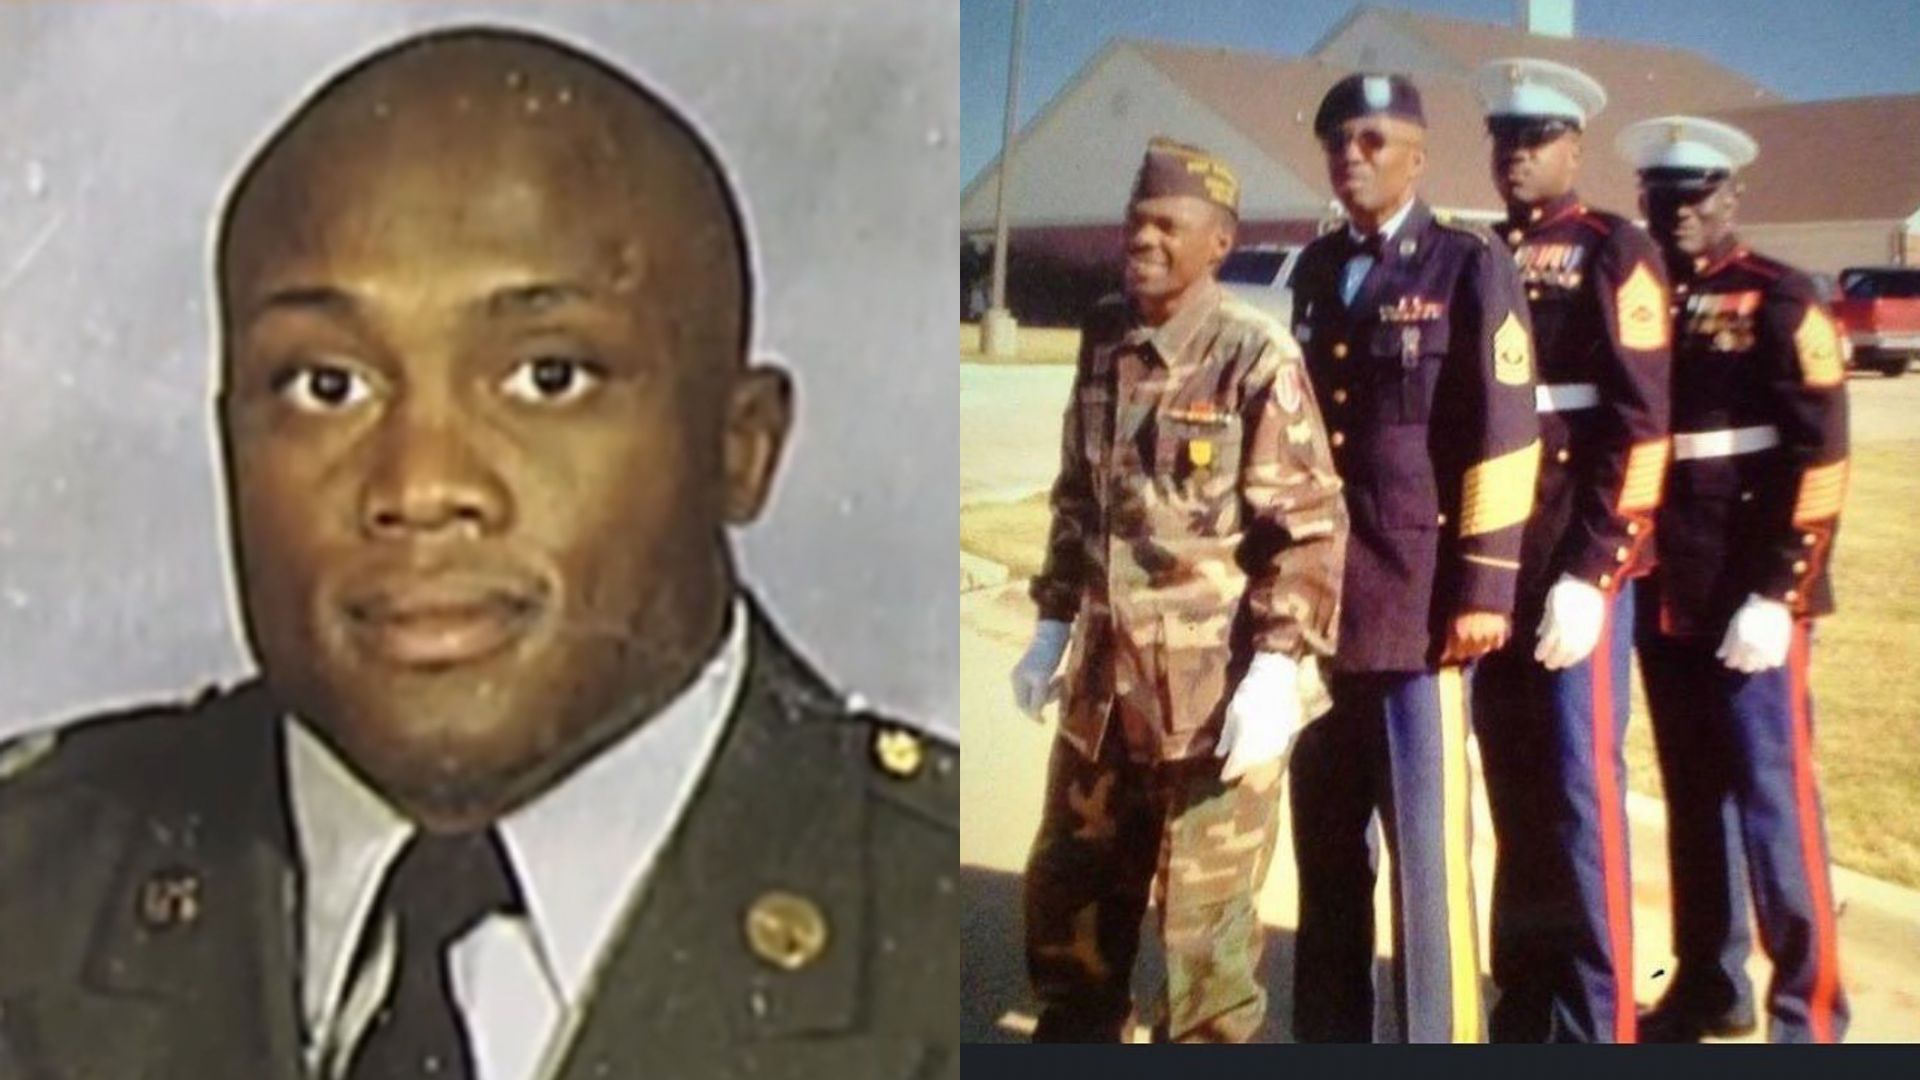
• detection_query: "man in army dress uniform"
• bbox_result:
[1286,73,1540,1043]
[1619,116,1849,1044]
[0,28,957,1080]
[1010,137,1347,1043]
[1466,59,1673,1043]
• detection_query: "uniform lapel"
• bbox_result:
[551,605,923,1080]
[6,684,305,1080]
[1346,199,1431,325]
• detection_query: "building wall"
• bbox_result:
[961,43,1324,229]
[1739,219,1903,275]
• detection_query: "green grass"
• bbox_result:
[963,441,1920,888]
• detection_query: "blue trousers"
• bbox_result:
[1476,585,1638,1042]
[1290,667,1482,1043]
[1637,621,1849,1043]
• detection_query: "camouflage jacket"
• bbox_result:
[1643,244,1849,637]
[1031,279,1348,763]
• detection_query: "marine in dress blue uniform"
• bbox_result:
[1287,72,1541,1043]
[1620,116,1850,1044]
[1466,59,1673,1044]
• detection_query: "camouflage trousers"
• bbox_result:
[1024,722,1284,1043]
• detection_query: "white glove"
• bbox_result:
[1717,594,1793,673]
[1217,652,1304,783]
[1011,619,1071,719]
[1535,575,1608,671]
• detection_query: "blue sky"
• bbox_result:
[962,0,1920,184]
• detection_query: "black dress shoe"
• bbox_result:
[1637,998,1759,1043]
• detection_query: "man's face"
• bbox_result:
[1321,116,1425,220]
[1641,179,1739,259]
[1489,118,1581,207]
[218,92,789,826]
[1122,194,1232,310]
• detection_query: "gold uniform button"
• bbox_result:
[1675,283,1690,296]
[1332,389,1349,404]
[745,891,830,972]
[872,726,924,779]
[1739,491,1754,503]
[1627,522,1641,536]
[1785,590,1801,604]
[1508,229,1525,246]
[1802,533,1818,546]
[1332,342,1349,359]
[1330,431,1346,448]
[1599,573,1615,589]
[1555,448,1572,464]
[1527,288,1541,302]
[1436,513,1448,526]
[138,867,203,931]
[1615,546,1631,562]
[1793,560,1809,574]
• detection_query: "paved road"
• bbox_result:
[961,361,1920,509]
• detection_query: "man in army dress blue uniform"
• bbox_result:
[0,28,957,1080]
[1620,115,1850,1044]
[1467,59,1673,1044]
[1286,72,1540,1043]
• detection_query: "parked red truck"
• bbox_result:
[1832,266,1920,378]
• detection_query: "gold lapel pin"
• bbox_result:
[872,725,924,779]
[137,866,203,931]
[745,890,830,972]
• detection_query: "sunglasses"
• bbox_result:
[1318,125,1397,157]
[1486,117,1578,149]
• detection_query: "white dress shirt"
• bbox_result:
[1340,194,1418,306]
[286,599,751,1080]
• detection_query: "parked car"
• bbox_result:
[1218,243,1305,326]
[1830,266,1920,377]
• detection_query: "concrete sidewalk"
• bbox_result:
[959,580,1920,1043]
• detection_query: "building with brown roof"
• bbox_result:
[963,3,1920,325]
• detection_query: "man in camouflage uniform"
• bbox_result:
[1467,59,1673,1043]
[1286,73,1540,1043]
[1009,137,1347,1043]
[1619,116,1850,1044]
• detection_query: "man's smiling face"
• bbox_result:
[216,36,791,828]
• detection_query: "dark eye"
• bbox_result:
[503,356,604,403]
[274,364,371,413]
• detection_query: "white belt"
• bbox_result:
[1672,424,1781,461]
[1536,383,1599,413]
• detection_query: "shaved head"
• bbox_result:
[213,28,794,829]
[217,26,752,367]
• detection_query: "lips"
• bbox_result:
[340,573,546,669]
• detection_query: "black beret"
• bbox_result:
[1314,73,1425,138]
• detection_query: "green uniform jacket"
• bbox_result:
[0,607,957,1080]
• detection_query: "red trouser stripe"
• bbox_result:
[1788,624,1841,1043]
[1590,598,1636,1042]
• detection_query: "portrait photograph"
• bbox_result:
[0,2,957,1077]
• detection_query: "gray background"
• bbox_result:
[0,0,958,737]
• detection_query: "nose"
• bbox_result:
[358,397,512,541]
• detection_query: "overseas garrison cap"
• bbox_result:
[1472,57,1607,127]
[1616,115,1759,191]
[1313,72,1425,138]
[1132,136,1240,216]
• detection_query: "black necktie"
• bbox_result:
[1354,231,1384,258]
[343,828,524,1080]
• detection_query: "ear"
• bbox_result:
[1408,142,1428,181]
[721,359,794,524]
[1208,214,1235,268]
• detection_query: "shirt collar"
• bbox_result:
[286,597,751,1041]
[1347,194,1417,246]
[1127,277,1221,361]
